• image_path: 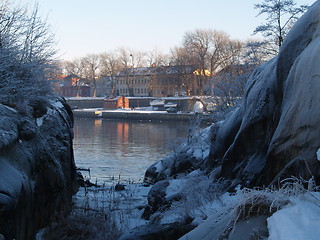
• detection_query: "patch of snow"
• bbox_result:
[187,169,203,177]
[179,188,243,240]
[51,100,64,109]
[317,148,320,161]
[193,101,204,113]
[203,149,210,159]
[193,148,203,160]
[150,100,165,106]
[36,117,44,127]
[154,161,163,173]
[187,148,193,155]
[165,178,187,200]
[74,183,151,231]
[267,195,320,240]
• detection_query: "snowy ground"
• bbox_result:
[179,181,320,240]
[73,183,151,232]
[68,124,320,239]
[69,175,320,240]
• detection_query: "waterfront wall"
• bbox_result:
[66,97,202,112]
[73,109,214,122]
[66,98,105,109]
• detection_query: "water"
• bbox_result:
[73,118,189,184]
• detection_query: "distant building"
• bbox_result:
[53,74,91,97]
[104,96,129,109]
[115,65,210,97]
[94,76,113,97]
[59,85,90,97]
[116,67,151,97]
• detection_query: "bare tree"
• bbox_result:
[254,0,309,52]
[80,54,100,97]
[146,48,170,67]
[166,48,197,95]
[0,0,57,109]
[183,29,212,70]
[208,31,243,74]
[244,39,275,64]
[182,30,212,95]
[169,46,197,66]
[117,48,134,96]
[99,51,122,97]
[182,29,243,95]
[63,58,86,77]
[212,64,255,110]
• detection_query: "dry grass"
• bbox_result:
[42,210,122,240]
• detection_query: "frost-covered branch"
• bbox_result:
[0,0,58,112]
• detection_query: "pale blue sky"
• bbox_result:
[27,0,316,60]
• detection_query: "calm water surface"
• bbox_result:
[73,118,189,184]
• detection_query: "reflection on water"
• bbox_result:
[73,118,189,184]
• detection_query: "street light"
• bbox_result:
[130,54,135,96]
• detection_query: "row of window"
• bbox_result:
[117,78,150,85]
[119,88,148,94]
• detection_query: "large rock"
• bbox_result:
[138,2,320,240]
[208,1,320,187]
[0,97,78,240]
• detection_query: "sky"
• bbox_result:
[26,0,316,61]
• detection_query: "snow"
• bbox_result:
[51,100,64,109]
[193,148,204,159]
[150,99,165,106]
[74,108,169,114]
[178,188,243,240]
[74,183,151,231]
[165,178,186,200]
[317,148,320,161]
[36,117,44,127]
[153,161,164,173]
[267,193,320,240]
[179,187,320,240]
[193,101,204,113]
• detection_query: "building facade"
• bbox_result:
[115,65,209,97]
[104,96,129,109]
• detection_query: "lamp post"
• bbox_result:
[130,54,134,97]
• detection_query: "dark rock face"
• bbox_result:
[208,2,320,187]
[0,98,78,240]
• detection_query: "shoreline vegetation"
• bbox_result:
[37,177,151,240]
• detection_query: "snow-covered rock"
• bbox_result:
[0,97,78,240]
[208,0,320,187]
[144,124,213,184]
[140,1,320,239]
